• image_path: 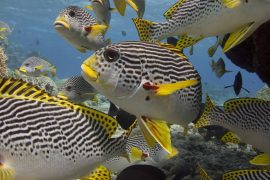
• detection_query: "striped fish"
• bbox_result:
[195,95,270,157]
[133,0,270,52]
[0,77,134,180]
[54,6,109,53]
[81,41,202,154]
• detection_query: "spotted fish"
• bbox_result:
[133,0,270,52]
[195,95,270,157]
[54,6,110,53]
[81,41,202,154]
[0,77,135,180]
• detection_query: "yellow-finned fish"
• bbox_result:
[18,56,56,77]
[81,41,202,154]
[0,77,139,180]
[133,0,270,52]
[86,0,116,26]
[0,21,11,40]
[195,95,270,163]
[54,6,110,53]
[114,0,145,18]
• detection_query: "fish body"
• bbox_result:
[210,58,231,78]
[58,75,97,103]
[195,95,270,155]
[87,0,112,25]
[19,56,56,77]
[0,78,131,180]
[133,0,270,51]
[54,6,109,53]
[81,41,202,153]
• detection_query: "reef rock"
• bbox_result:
[224,21,270,86]
[0,47,8,77]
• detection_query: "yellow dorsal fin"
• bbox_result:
[163,0,186,19]
[222,0,242,8]
[154,79,198,96]
[139,117,172,154]
[198,164,212,180]
[222,170,270,179]
[221,132,240,144]
[223,22,254,52]
[250,153,270,166]
[224,98,266,113]
[159,43,187,59]
[81,165,111,180]
[0,78,118,137]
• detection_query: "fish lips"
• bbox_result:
[54,17,70,30]
[81,55,99,82]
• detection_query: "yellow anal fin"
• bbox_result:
[221,131,240,144]
[132,18,157,42]
[0,164,15,180]
[155,79,198,96]
[163,0,186,19]
[222,169,270,180]
[176,35,203,50]
[250,153,270,166]
[126,0,139,12]
[167,146,179,159]
[85,5,93,11]
[198,164,212,180]
[114,0,127,16]
[81,165,111,180]
[139,117,172,154]
[222,0,242,8]
[223,22,254,52]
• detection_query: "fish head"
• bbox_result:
[19,57,42,75]
[82,43,144,98]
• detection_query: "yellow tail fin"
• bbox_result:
[132,18,157,41]
[194,95,215,128]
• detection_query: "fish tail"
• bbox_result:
[194,95,219,128]
[132,18,159,42]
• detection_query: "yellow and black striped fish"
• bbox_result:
[81,41,202,154]
[0,77,133,180]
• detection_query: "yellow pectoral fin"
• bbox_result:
[130,146,144,161]
[222,0,242,8]
[155,79,198,96]
[19,67,27,73]
[250,153,270,166]
[113,0,127,16]
[126,0,139,12]
[88,25,108,38]
[221,131,240,144]
[139,117,172,154]
[85,5,94,11]
[81,165,111,180]
[0,164,15,180]
[223,22,254,52]
[35,65,43,70]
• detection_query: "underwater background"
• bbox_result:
[0,0,265,104]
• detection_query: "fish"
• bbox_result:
[81,41,202,154]
[224,71,249,96]
[198,164,270,180]
[132,0,270,52]
[210,58,231,78]
[208,35,225,57]
[54,6,110,53]
[167,37,194,55]
[80,165,111,180]
[0,77,139,180]
[86,0,116,26]
[114,0,145,18]
[116,164,166,180]
[18,56,56,77]
[195,95,270,160]
[58,75,97,104]
[121,30,127,36]
[0,21,11,40]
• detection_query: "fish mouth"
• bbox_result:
[81,54,99,82]
[19,67,27,73]
[56,91,68,99]
[54,17,70,30]
[92,0,104,5]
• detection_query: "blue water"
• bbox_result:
[0,0,265,99]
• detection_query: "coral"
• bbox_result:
[0,47,8,77]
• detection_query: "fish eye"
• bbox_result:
[103,48,119,63]
[69,11,75,17]
[66,86,72,91]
